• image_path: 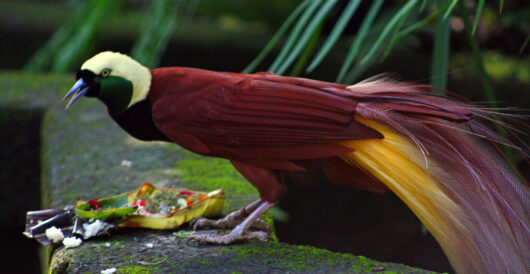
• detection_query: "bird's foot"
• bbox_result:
[191,216,271,231]
[187,228,268,245]
[188,200,274,245]
[190,199,271,231]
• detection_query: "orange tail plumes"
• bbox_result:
[335,78,529,273]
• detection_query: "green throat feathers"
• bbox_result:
[98,76,133,114]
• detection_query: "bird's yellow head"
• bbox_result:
[63,51,151,113]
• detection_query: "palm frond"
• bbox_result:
[472,0,485,36]
[268,0,323,73]
[275,0,339,75]
[336,0,384,82]
[242,0,310,73]
[306,0,362,73]
[360,0,419,65]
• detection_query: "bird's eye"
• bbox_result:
[101,69,111,78]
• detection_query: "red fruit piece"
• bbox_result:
[186,197,193,206]
[179,191,193,196]
[88,199,100,210]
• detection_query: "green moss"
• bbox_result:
[221,243,377,272]
[198,259,213,265]
[122,256,136,261]
[174,150,256,196]
[48,252,71,274]
[218,243,424,272]
[350,255,373,272]
[117,266,154,274]
[61,192,78,200]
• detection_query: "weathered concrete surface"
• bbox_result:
[1,72,432,273]
[50,230,422,273]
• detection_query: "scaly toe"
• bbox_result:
[187,231,269,245]
[191,217,216,230]
[252,218,272,231]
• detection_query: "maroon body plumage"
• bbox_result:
[145,67,386,201]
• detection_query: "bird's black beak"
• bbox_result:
[63,78,90,110]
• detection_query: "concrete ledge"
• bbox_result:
[2,72,430,273]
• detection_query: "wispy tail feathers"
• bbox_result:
[338,79,529,273]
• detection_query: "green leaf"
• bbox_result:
[420,0,428,12]
[382,4,414,60]
[291,21,324,76]
[393,0,452,43]
[130,0,179,68]
[431,0,451,92]
[76,192,136,221]
[337,0,384,82]
[242,0,310,73]
[360,0,417,65]
[52,0,123,73]
[269,0,323,73]
[24,1,92,72]
[306,0,362,73]
[276,0,339,75]
[472,0,485,36]
[442,0,459,20]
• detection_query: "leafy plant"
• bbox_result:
[24,0,123,73]
[243,0,516,159]
[130,0,179,68]
[243,0,504,91]
[24,0,184,72]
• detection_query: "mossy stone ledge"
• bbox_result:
[1,72,432,273]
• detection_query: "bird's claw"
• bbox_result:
[191,216,272,231]
[190,217,215,230]
[186,230,268,245]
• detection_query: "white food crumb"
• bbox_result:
[45,226,64,243]
[83,219,106,239]
[177,198,187,209]
[120,160,132,167]
[62,237,82,248]
[207,189,222,197]
[101,267,117,274]
[145,243,154,248]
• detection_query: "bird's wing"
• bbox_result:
[150,69,382,162]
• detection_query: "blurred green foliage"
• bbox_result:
[130,0,179,68]
[23,0,527,94]
[25,0,123,72]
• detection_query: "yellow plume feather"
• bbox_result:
[339,117,483,273]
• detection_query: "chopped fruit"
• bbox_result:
[88,199,100,210]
